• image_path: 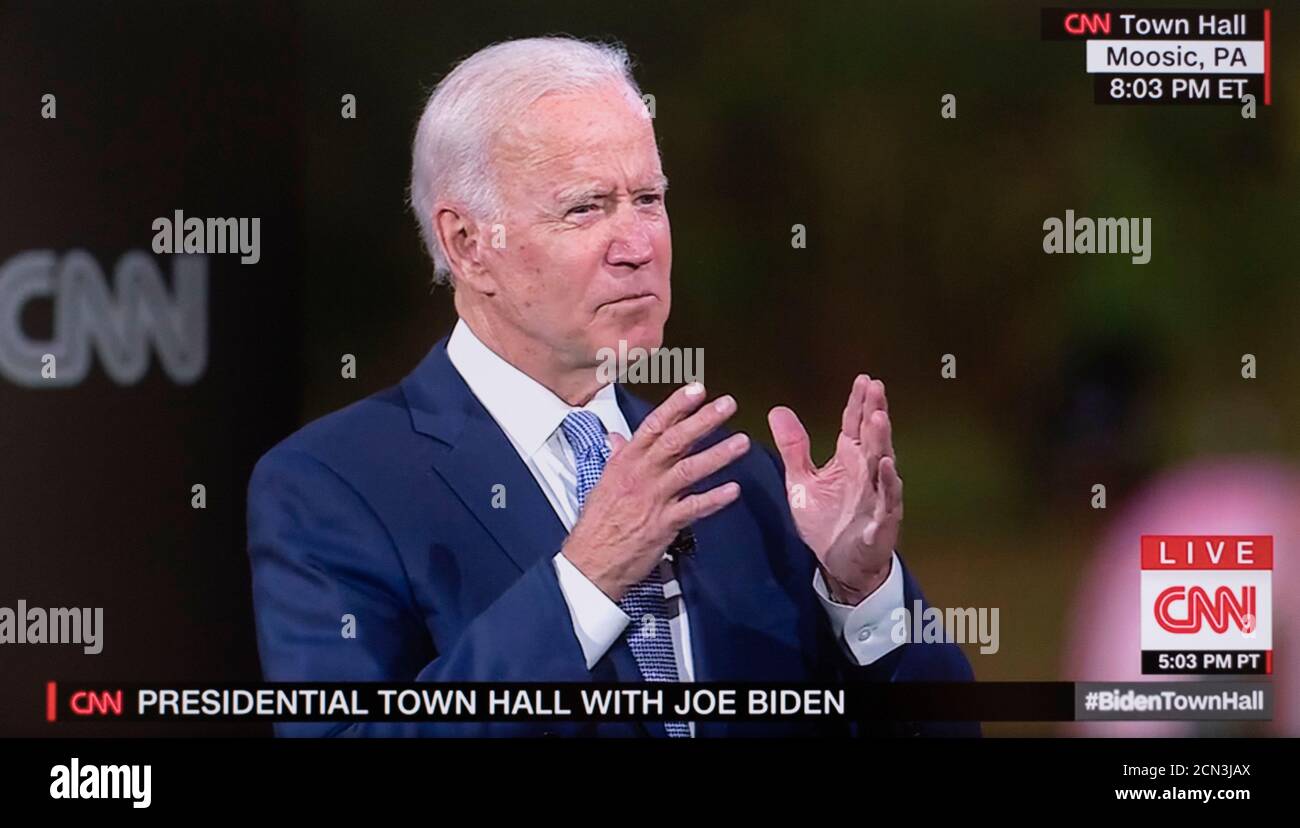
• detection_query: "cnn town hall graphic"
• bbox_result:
[1042,7,1273,106]
[1141,535,1273,675]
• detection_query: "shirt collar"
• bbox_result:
[445,318,631,457]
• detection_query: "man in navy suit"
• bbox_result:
[247,36,977,737]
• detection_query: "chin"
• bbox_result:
[587,308,665,353]
[608,317,665,353]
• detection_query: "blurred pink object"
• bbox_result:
[1062,457,1300,736]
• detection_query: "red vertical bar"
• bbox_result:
[1265,9,1272,105]
[1266,650,1272,675]
[46,681,57,722]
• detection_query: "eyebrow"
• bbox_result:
[640,175,670,195]
[553,175,670,206]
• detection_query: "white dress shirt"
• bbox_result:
[445,319,906,706]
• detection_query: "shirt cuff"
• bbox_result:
[813,551,905,666]
[553,552,630,669]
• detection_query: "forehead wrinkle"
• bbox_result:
[491,97,664,204]
[508,143,663,206]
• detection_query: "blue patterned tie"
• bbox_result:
[560,410,690,738]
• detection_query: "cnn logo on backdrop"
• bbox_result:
[1140,535,1273,674]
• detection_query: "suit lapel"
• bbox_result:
[402,339,568,576]
[403,342,661,736]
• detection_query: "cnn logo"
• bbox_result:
[1064,12,1111,35]
[1154,585,1256,635]
[70,689,124,717]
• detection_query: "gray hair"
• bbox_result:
[409,36,649,286]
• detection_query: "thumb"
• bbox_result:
[767,406,815,479]
[606,431,629,460]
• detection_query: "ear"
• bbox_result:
[434,203,498,294]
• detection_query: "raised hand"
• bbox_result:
[562,382,749,601]
[767,375,902,604]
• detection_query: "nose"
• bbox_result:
[605,208,655,270]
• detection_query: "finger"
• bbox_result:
[879,456,903,515]
[669,481,741,526]
[651,392,738,465]
[870,377,888,414]
[633,381,709,450]
[861,408,887,485]
[840,375,870,440]
[607,432,629,460]
[861,465,899,549]
[858,378,886,432]
[767,406,816,478]
[861,518,881,548]
[665,432,750,495]
[868,405,894,461]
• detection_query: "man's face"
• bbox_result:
[479,82,671,370]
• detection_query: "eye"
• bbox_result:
[566,203,598,217]
[636,193,663,206]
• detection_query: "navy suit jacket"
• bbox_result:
[247,337,979,737]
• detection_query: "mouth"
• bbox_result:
[597,292,657,311]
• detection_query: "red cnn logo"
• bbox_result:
[70,689,124,717]
[1064,12,1111,35]
[1155,585,1256,634]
